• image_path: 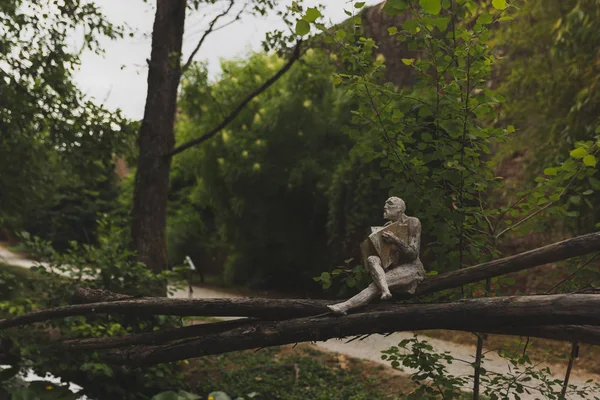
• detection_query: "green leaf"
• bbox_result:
[590,177,600,189]
[477,13,493,25]
[595,126,600,134]
[295,20,310,36]
[333,75,343,85]
[583,154,597,167]
[420,0,441,15]
[335,29,347,40]
[402,19,419,31]
[570,147,587,159]
[569,195,581,205]
[304,7,321,22]
[507,125,515,133]
[432,16,450,31]
[543,167,558,176]
[387,26,398,35]
[354,2,366,8]
[492,0,507,10]
[401,58,415,65]
[382,0,408,15]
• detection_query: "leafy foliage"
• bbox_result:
[382,336,600,399]
[0,223,188,400]
[170,51,353,290]
[0,0,136,248]
[300,0,513,281]
[496,0,600,231]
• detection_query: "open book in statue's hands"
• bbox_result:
[360,221,409,269]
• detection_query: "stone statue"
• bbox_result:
[327,197,425,315]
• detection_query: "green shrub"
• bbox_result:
[0,220,188,399]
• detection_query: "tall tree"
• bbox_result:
[131,0,302,276]
[131,0,186,274]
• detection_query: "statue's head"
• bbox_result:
[383,196,405,221]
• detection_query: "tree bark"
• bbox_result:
[103,294,600,365]
[412,231,600,296]
[131,0,186,276]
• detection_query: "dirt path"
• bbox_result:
[1,243,597,399]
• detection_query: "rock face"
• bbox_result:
[362,2,418,88]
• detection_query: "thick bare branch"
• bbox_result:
[485,325,600,346]
[412,231,600,296]
[61,319,600,353]
[105,294,600,365]
[168,41,302,157]
[0,298,331,330]
[61,318,256,350]
[72,287,133,303]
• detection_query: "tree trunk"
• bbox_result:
[131,0,186,277]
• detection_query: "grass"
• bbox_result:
[185,343,417,400]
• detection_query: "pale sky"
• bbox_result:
[74,0,382,120]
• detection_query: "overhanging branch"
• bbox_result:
[169,41,302,157]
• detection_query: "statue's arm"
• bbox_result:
[394,218,420,261]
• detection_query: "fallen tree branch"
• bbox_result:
[2,232,598,330]
[61,318,256,350]
[168,41,302,157]
[61,318,600,352]
[411,231,600,296]
[0,298,332,330]
[104,294,600,365]
[72,287,133,303]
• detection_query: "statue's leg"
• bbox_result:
[327,261,425,316]
[366,255,392,300]
[327,282,379,315]
[385,261,425,294]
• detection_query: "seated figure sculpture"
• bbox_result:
[327,196,425,315]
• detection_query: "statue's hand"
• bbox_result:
[382,231,399,244]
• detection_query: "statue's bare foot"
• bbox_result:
[327,304,348,315]
[407,280,420,295]
[381,291,392,300]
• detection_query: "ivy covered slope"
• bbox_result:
[496,0,600,232]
